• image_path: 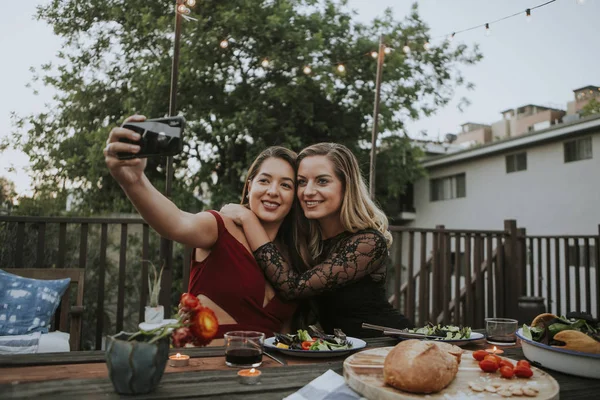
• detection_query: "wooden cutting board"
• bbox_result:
[343,347,559,400]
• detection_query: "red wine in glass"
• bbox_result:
[225,348,262,367]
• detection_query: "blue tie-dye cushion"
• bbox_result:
[0,269,71,336]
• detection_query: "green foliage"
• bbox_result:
[2,0,480,214]
[0,177,17,211]
[580,98,600,117]
[374,135,425,214]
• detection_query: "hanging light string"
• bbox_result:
[174,0,565,74]
[435,0,557,40]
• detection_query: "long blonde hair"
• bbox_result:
[295,143,392,265]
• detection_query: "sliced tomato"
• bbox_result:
[301,340,315,350]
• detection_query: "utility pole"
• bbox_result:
[369,34,385,200]
[158,0,184,311]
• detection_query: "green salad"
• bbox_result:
[409,323,472,340]
[273,326,352,351]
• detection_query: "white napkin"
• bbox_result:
[284,369,365,400]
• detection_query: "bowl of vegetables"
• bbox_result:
[516,312,600,379]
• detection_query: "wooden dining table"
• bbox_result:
[1,336,598,399]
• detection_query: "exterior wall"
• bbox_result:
[514,110,566,137]
[410,130,600,235]
[455,127,492,145]
[491,119,510,140]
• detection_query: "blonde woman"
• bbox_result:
[221,142,412,337]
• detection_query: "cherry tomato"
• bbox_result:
[500,366,515,379]
[514,365,534,378]
[479,359,499,373]
[473,350,488,361]
[499,359,514,369]
[301,341,315,350]
[484,354,500,366]
[517,360,531,368]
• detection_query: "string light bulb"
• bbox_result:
[402,43,411,54]
[423,41,430,51]
[371,51,378,59]
[177,4,189,14]
[219,39,229,49]
[261,58,270,68]
[526,9,532,22]
[303,66,312,75]
[185,0,196,6]
[485,23,491,36]
[448,32,455,42]
[384,47,391,55]
[337,64,346,73]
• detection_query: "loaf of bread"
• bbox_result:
[383,339,461,394]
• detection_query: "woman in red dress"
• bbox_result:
[105,115,300,339]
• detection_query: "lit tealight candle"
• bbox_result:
[486,346,504,355]
[168,353,190,367]
[238,368,262,385]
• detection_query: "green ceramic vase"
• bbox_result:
[105,331,170,394]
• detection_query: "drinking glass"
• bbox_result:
[485,318,518,345]
[224,331,265,368]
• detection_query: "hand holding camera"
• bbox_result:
[104,114,185,186]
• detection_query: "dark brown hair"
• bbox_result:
[240,146,308,269]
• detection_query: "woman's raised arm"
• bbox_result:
[105,115,218,250]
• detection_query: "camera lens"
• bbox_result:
[157,132,169,148]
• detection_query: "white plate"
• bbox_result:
[138,319,178,331]
[390,331,486,346]
[516,327,600,379]
[264,336,367,358]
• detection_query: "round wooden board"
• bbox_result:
[343,347,559,400]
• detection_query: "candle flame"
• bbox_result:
[176,353,181,358]
[493,346,497,353]
[250,368,255,373]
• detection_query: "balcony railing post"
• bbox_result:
[503,220,519,318]
[517,227,527,299]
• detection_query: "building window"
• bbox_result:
[564,137,592,163]
[430,173,466,201]
[506,152,527,173]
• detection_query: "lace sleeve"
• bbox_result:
[253,231,388,301]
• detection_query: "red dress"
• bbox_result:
[188,211,296,337]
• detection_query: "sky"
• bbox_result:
[1,0,599,196]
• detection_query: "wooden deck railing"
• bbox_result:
[523,232,599,317]
[388,225,509,329]
[1,216,597,349]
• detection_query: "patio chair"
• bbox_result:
[4,268,85,351]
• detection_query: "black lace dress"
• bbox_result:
[253,229,413,337]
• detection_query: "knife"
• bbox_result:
[263,350,287,366]
[382,330,442,340]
